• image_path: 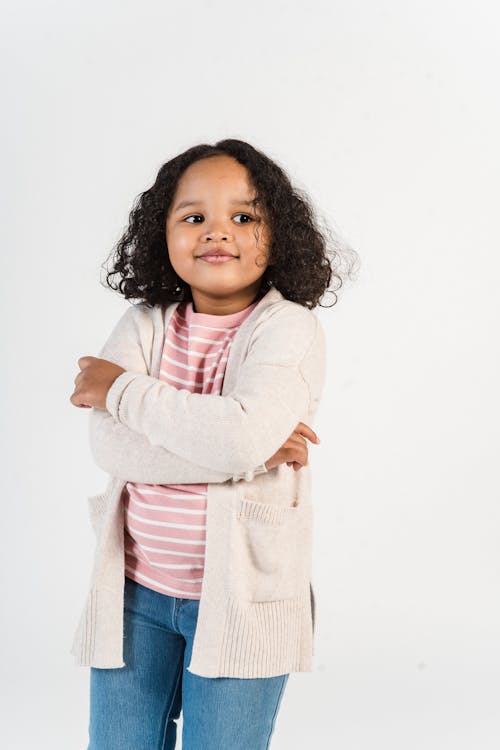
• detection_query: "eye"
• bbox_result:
[184,215,203,223]
[233,213,254,223]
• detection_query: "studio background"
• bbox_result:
[1,1,499,747]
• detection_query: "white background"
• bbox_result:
[1,1,499,748]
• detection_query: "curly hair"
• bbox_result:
[102,138,359,310]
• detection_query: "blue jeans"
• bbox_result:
[87,576,289,749]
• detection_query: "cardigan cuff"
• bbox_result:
[106,370,140,420]
[231,462,268,482]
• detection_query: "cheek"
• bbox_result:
[240,252,269,275]
[167,227,193,254]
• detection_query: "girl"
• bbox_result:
[70,138,355,750]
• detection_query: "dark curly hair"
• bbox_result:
[102,138,360,310]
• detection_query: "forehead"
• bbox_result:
[175,155,253,196]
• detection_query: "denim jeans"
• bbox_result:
[87,576,289,749]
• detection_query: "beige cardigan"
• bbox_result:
[70,285,326,678]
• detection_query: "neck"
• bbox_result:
[189,284,266,315]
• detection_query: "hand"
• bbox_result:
[264,421,320,472]
[70,356,126,411]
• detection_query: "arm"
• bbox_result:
[105,304,326,475]
[89,407,268,483]
[90,303,267,483]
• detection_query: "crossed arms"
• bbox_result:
[89,302,325,485]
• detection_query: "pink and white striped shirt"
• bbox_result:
[123,296,260,598]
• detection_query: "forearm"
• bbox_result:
[105,363,310,474]
[89,407,268,483]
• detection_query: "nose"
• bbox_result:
[202,230,232,242]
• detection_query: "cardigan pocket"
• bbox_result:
[234,497,312,602]
[237,497,300,526]
[87,493,107,538]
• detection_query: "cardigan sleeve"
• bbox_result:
[91,303,267,483]
[89,407,268,484]
[105,305,325,475]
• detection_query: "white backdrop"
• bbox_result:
[1,1,499,748]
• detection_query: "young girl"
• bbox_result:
[70,138,355,750]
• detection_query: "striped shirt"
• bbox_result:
[123,296,260,598]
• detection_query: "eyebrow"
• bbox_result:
[173,199,257,212]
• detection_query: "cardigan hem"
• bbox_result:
[185,590,313,679]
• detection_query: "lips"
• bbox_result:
[198,255,236,264]
[198,245,237,258]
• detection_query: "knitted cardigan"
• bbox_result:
[70,285,326,678]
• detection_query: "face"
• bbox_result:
[165,155,272,315]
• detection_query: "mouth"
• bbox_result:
[197,244,238,259]
[196,246,238,263]
[197,254,237,264]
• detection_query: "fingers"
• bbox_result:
[77,356,95,369]
[294,421,320,444]
[286,424,322,468]
[285,434,309,467]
